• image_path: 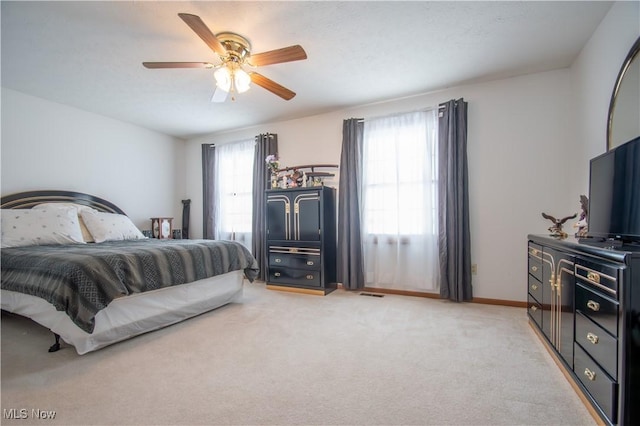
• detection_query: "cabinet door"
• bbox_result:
[542,247,575,366]
[542,248,554,341]
[294,192,320,241]
[556,250,575,366]
[267,194,290,241]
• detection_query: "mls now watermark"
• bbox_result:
[3,408,57,420]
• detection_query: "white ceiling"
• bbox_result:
[1,1,612,139]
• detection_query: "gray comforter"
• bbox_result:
[1,239,259,333]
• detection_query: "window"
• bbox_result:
[214,139,254,249]
[361,109,439,291]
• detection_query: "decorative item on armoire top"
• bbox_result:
[574,195,589,237]
[265,154,280,189]
[541,212,577,239]
[289,169,304,187]
[279,165,337,188]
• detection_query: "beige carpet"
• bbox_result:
[1,282,594,426]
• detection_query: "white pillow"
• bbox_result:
[1,207,86,248]
[33,202,97,213]
[80,210,146,243]
[33,202,98,242]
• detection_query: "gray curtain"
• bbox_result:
[252,133,278,281]
[201,144,216,239]
[337,119,365,290]
[438,98,472,301]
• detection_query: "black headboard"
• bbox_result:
[1,190,126,215]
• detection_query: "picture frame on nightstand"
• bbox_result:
[150,217,173,239]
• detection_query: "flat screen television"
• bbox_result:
[587,135,640,245]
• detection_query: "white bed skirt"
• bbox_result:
[1,270,244,355]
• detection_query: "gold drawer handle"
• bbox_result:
[587,300,600,312]
[586,332,599,345]
[587,271,601,284]
[584,368,596,381]
[530,305,538,313]
[530,249,539,256]
[306,274,314,280]
[306,261,314,266]
[531,283,538,291]
[274,272,281,277]
[531,266,538,272]
[275,258,282,263]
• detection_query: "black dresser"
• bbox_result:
[527,234,640,425]
[265,187,336,295]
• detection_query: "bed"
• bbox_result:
[1,190,259,355]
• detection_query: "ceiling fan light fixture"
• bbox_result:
[234,68,251,93]
[214,66,231,92]
[215,63,251,95]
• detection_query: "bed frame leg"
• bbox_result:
[48,333,61,353]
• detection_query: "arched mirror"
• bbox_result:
[607,36,640,150]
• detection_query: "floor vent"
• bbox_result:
[360,292,384,298]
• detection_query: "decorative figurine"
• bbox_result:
[574,195,589,237]
[266,155,280,189]
[542,212,577,239]
[290,169,304,187]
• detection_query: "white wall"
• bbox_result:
[1,88,186,231]
[570,1,640,199]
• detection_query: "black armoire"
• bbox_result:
[265,186,336,295]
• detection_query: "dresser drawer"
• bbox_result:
[575,283,619,337]
[528,274,542,303]
[269,253,320,270]
[575,257,619,297]
[575,312,617,380]
[574,344,617,424]
[527,294,542,330]
[269,253,291,267]
[289,254,320,270]
[269,267,321,287]
[528,243,543,282]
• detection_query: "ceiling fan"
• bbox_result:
[143,13,307,102]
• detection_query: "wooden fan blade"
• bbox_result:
[248,45,307,67]
[143,62,214,69]
[250,72,296,100]
[178,13,227,57]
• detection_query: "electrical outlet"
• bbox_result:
[471,264,478,275]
